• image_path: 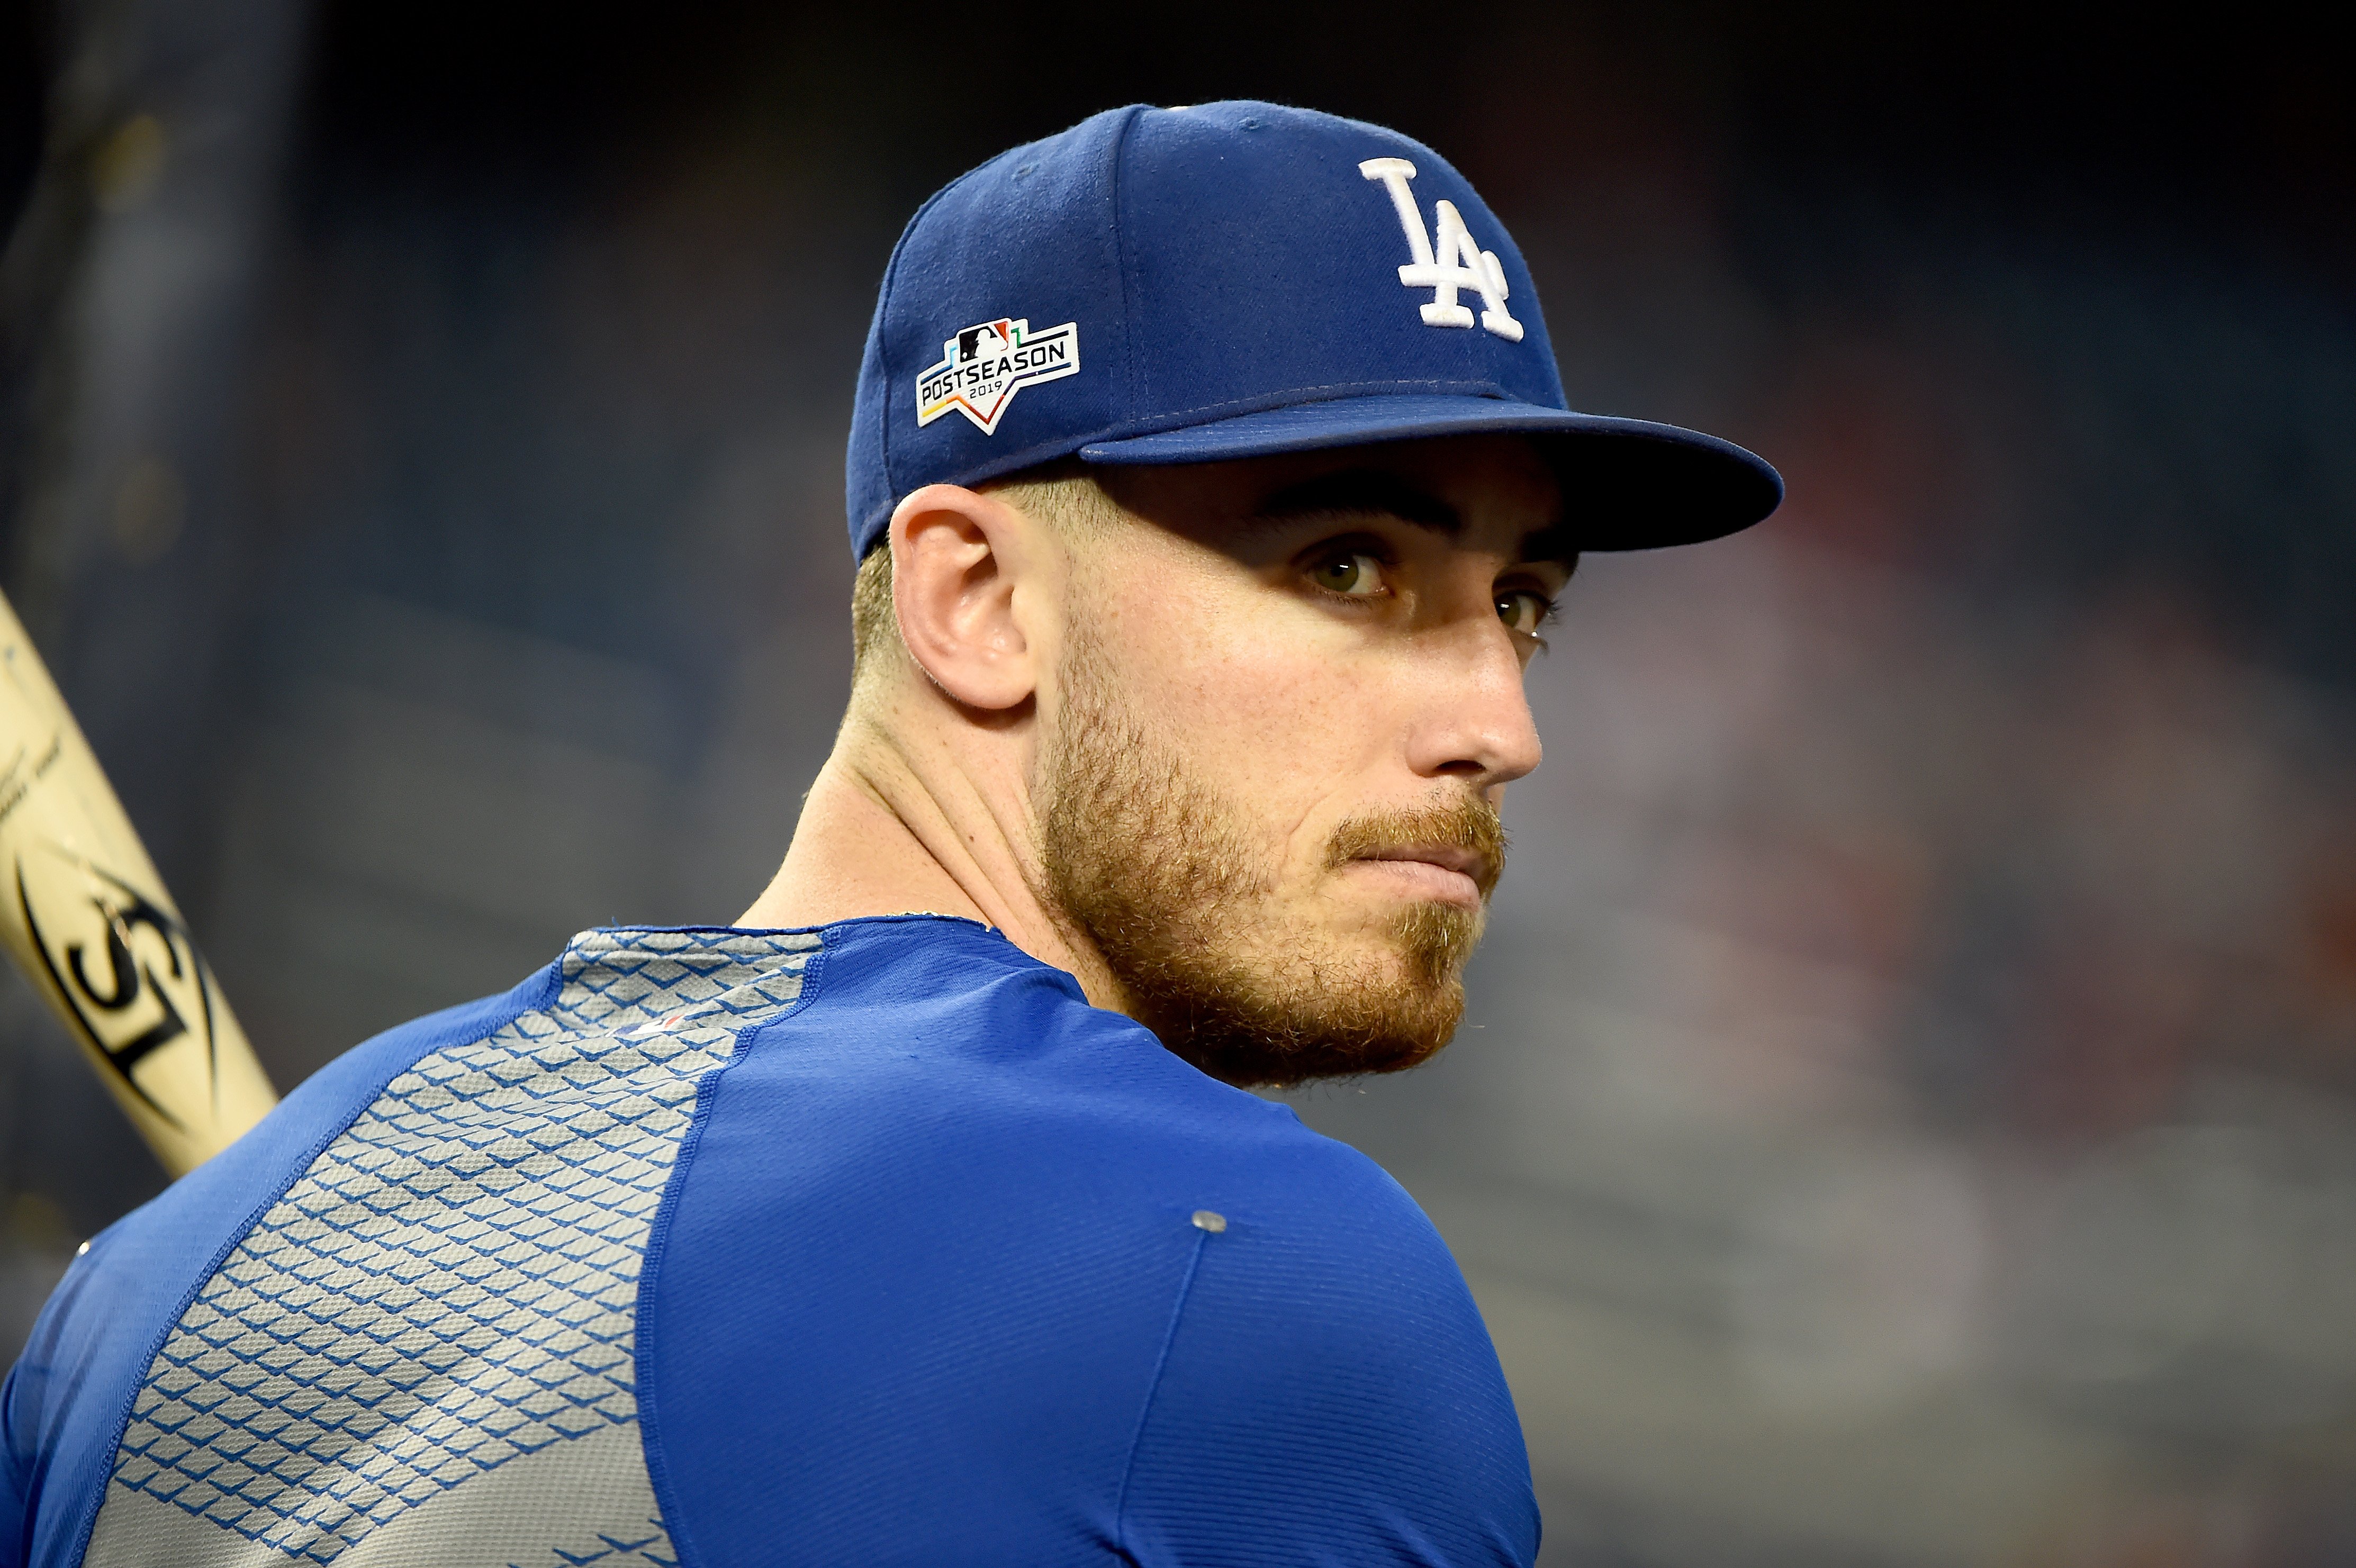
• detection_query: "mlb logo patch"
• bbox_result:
[916,317,1079,434]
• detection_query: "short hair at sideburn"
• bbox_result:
[848,461,1112,687]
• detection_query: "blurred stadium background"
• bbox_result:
[5,4,2354,1563]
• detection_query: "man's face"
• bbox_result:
[1031,434,1571,1085]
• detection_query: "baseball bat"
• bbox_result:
[0,585,275,1176]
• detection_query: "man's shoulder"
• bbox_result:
[650,917,1529,1566]
[691,913,1473,1370]
[735,913,1406,1203]
[42,962,558,1335]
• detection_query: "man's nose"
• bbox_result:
[1404,619,1543,790]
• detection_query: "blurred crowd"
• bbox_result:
[4,4,2352,1563]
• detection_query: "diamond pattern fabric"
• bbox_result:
[97,929,819,1566]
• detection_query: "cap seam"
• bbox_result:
[1108,106,1147,420]
[1095,377,1514,427]
[871,173,973,522]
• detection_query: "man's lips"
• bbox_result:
[1346,846,1493,906]
[1363,844,1488,878]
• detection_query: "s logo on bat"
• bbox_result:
[15,842,230,1131]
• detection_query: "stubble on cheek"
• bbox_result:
[1035,615,1494,1087]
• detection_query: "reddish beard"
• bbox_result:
[1036,620,1504,1087]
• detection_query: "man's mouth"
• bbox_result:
[1324,800,1506,911]
[1346,845,1493,908]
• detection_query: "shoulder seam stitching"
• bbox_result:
[1111,1225,1212,1561]
[635,936,833,1568]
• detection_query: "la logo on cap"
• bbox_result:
[1359,159,1524,342]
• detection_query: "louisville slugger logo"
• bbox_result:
[1358,158,1524,342]
[16,846,227,1130]
[916,316,1080,434]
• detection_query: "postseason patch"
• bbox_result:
[916,317,1079,434]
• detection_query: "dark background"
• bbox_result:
[5,4,2355,1563]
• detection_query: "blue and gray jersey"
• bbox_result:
[5,916,1537,1568]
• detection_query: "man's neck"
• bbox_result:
[735,728,1122,1009]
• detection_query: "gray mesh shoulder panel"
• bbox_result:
[84,928,820,1568]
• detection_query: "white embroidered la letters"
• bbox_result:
[916,317,1080,433]
[1357,158,1524,342]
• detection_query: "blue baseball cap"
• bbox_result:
[846,101,1781,560]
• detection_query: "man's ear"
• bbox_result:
[888,484,1051,712]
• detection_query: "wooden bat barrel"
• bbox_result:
[0,589,276,1176]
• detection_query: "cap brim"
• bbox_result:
[1079,394,1781,551]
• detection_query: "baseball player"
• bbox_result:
[3,102,1777,1567]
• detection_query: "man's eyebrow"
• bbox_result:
[1251,470,1463,535]
[1251,467,1576,569]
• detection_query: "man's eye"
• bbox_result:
[1496,588,1552,636]
[1308,551,1385,597]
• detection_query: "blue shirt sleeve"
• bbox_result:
[1114,1163,1539,1567]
